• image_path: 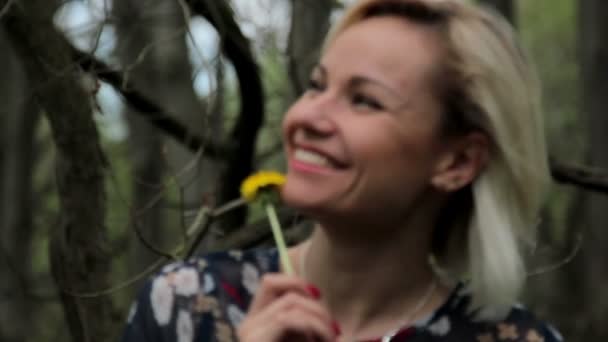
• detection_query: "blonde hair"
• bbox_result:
[329,0,549,317]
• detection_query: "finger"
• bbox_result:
[263,292,333,325]
[249,274,317,313]
[239,293,337,342]
[240,305,336,342]
[259,293,336,339]
[277,306,336,342]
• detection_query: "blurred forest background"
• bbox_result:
[0,0,607,341]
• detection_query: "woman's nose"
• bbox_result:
[292,93,340,137]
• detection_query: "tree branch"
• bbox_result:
[74,0,266,231]
[550,158,608,193]
[212,209,311,251]
[187,0,265,229]
[0,0,15,18]
[72,49,231,159]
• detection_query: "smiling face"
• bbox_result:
[281,16,453,226]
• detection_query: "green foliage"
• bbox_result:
[255,42,291,169]
[519,0,582,244]
[520,0,583,158]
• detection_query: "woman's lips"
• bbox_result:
[289,147,350,175]
[293,148,331,167]
[290,159,334,174]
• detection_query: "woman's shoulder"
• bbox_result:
[464,305,563,342]
[498,305,563,341]
[421,285,563,341]
[425,307,563,342]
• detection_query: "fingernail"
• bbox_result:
[331,320,342,336]
[305,284,321,299]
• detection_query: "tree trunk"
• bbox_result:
[114,0,167,286]
[113,0,218,273]
[287,0,334,96]
[581,0,608,339]
[0,27,35,342]
[2,1,114,341]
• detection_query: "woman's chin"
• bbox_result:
[281,193,320,212]
[281,187,332,215]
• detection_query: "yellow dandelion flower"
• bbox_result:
[240,171,286,202]
[240,171,294,275]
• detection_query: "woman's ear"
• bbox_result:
[430,132,490,192]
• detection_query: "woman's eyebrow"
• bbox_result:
[315,63,404,103]
[350,76,402,99]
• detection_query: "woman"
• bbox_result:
[122,0,562,341]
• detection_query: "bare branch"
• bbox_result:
[0,0,16,18]
[211,209,306,251]
[64,258,166,299]
[71,48,231,159]
[66,198,245,298]
[528,233,584,277]
[550,157,608,193]
[187,0,265,229]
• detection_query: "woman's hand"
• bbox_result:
[237,274,340,342]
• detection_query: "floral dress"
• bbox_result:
[121,248,563,342]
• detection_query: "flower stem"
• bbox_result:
[265,203,294,275]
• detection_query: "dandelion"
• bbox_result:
[240,171,293,275]
[240,171,286,202]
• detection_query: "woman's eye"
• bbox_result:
[352,93,384,111]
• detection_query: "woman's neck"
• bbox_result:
[290,220,449,340]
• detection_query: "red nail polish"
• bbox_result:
[331,320,342,336]
[305,284,321,299]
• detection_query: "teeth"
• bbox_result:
[294,149,330,166]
